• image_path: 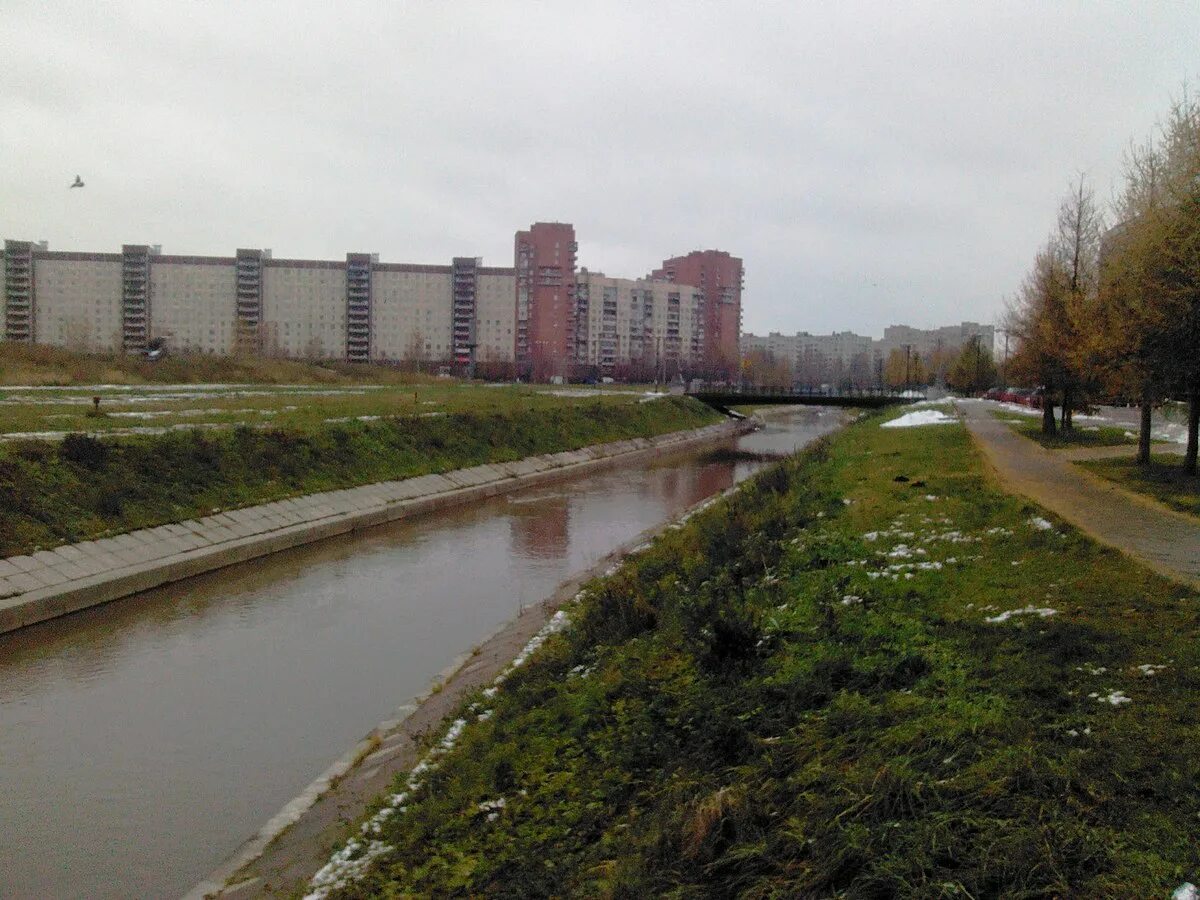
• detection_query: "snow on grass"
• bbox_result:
[1028,516,1054,531]
[1088,690,1132,706]
[881,410,956,428]
[1135,663,1168,676]
[985,606,1058,623]
[304,607,574,898]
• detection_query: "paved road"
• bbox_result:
[957,400,1200,589]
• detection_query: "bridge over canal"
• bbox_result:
[688,388,918,416]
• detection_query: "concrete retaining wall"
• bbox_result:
[0,421,749,635]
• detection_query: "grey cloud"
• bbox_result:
[2,0,1196,338]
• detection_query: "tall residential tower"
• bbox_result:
[652,250,744,377]
[514,222,577,379]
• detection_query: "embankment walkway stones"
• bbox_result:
[0,422,744,635]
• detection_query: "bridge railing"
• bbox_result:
[687,383,920,401]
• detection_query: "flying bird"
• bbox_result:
[69,175,84,189]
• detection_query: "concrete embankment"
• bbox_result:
[0,420,750,636]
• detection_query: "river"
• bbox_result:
[0,407,841,899]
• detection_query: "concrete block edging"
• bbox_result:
[0,420,751,635]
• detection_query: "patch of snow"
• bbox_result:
[881,410,956,428]
[1028,516,1054,531]
[985,606,1058,623]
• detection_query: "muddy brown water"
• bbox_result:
[0,408,841,899]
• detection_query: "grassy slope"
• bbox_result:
[327,413,1200,898]
[1079,455,1200,520]
[0,397,718,558]
[0,383,661,436]
[0,342,433,386]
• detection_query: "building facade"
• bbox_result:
[514,222,577,379]
[2,239,519,369]
[573,270,705,377]
[741,321,995,387]
[4,225,741,378]
[878,322,994,362]
[651,250,744,378]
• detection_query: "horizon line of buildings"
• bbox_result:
[2,225,743,379]
[742,322,995,384]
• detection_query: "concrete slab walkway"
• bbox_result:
[958,399,1200,589]
[0,422,743,634]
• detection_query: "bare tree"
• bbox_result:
[1053,176,1104,430]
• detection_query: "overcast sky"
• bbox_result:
[2,1,1196,337]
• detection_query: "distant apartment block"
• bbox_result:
[4,226,742,378]
[743,321,994,385]
[878,322,994,362]
[574,270,705,378]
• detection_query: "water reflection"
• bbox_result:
[0,408,840,900]
[508,491,571,560]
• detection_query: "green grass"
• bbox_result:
[0,396,719,558]
[0,342,439,387]
[316,411,1200,898]
[1079,455,1200,520]
[1001,414,1140,449]
[0,379,669,437]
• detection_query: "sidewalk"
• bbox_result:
[957,400,1200,589]
[0,422,742,634]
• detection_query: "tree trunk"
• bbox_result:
[1061,386,1074,432]
[1186,388,1199,476]
[1138,391,1153,467]
[1042,395,1057,436]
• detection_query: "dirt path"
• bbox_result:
[958,400,1200,589]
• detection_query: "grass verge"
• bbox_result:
[0,397,719,558]
[0,342,441,387]
[1001,414,1140,449]
[310,411,1200,899]
[1079,455,1200,520]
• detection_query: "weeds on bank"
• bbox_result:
[319,412,1200,899]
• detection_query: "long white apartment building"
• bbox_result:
[573,270,706,374]
[2,240,517,368]
[2,239,714,375]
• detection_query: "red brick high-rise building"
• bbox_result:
[514,222,577,379]
[652,250,744,378]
